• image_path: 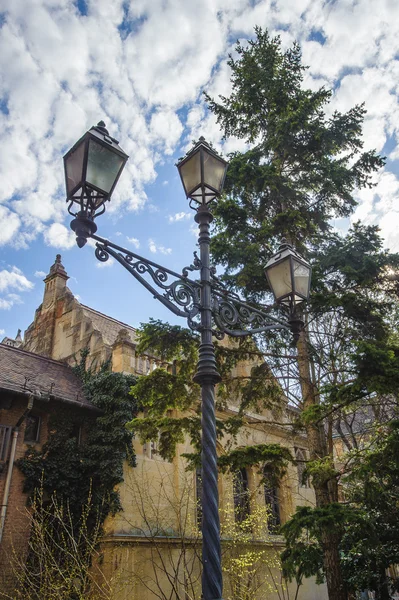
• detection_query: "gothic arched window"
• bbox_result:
[233,468,250,524]
[263,468,281,534]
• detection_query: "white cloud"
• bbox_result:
[0,0,399,254]
[0,266,34,293]
[85,238,97,249]
[96,257,115,268]
[148,239,172,255]
[0,299,13,310]
[148,239,157,254]
[7,293,22,304]
[168,212,191,223]
[190,223,199,237]
[0,206,21,246]
[43,223,76,250]
[0,329,5,335]
[34,270,46,278]
[0,266,33,310]
[126,236,140,249]
[379,210,399,253]
[352,169,399,252]
[149,110,183,155]
[124,2,227,109]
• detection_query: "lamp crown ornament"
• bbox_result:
[94,120,109,134]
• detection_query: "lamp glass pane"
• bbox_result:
[91,190,104,209]
[203,152,226,194]
[65,140,85,196]
[191,185,216,203]
[86,139,124,194]
[179,150,201,197]
[266,258,293,300]
[293,259,310,299]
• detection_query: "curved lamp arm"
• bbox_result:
[211,288,289,338]
[92,235,202,329]
[91,234,291,338]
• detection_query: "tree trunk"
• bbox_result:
[375,567,390,600]
[296,329,347,600]
[320,527,347,600]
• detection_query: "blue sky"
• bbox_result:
[1,0,399,341]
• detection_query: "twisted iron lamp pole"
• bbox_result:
[193,203,225,600]
[64,125,310,600]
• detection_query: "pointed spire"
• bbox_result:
[47,254,68,278]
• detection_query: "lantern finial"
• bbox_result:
[95,121,109,134]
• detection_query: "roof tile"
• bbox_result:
[0,344,94,410]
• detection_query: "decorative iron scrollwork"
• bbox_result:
[91,234,202,321]
[182,251,202,278]
[91,234,289,338]
[95,246,109,262]
[211,290,289,337]
[211,328,225,340]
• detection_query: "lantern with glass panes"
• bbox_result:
[264,240,311,309]
[264,240,311,341]
[177,137,228,205]
[63,121,128,246]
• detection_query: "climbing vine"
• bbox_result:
[18,349,138,526]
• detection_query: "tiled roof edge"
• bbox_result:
[0,384,100,413]
[79,304,137,332]
[0,344,72,368]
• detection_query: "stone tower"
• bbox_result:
[23,255,70,358]
[22,255,138,367]
[42,254,69,311]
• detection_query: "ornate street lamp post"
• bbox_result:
[64,124,311,600]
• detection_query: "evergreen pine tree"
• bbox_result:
[205,27,399,600]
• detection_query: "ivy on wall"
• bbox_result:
[18,350,138,525]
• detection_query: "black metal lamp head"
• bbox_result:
[63,121,129,247]
[264,240,312,343]
[177,137,228,206]
[264,240,311,308]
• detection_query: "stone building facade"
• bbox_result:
[1,255,327,600]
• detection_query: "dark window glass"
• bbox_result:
[264,469,281,533]
[195,467,202,529]
[24,415,41,443]
[233,468,250,524]
[70,423,81,445]
[0,425,12,461]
